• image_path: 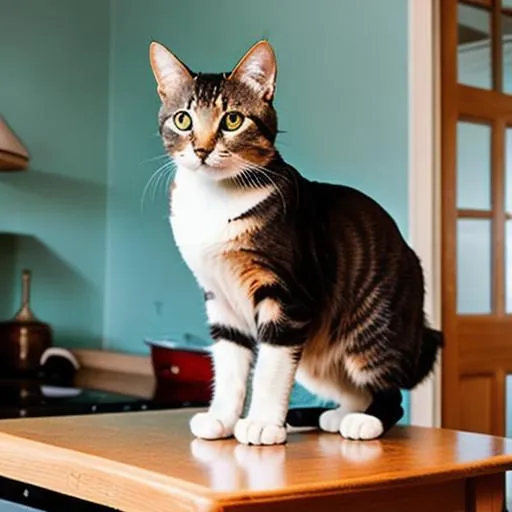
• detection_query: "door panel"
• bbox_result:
[460,375,494,434]
[442,0,512,436]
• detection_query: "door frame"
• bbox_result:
[408,0,442,427]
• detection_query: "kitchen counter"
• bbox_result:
[74,367,155,399]
[0,409,510,511]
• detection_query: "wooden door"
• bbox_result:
[441,0,512,435]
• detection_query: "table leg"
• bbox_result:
[467,473,506,512]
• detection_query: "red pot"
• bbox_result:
[145,339,213,386]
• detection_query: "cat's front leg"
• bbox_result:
[234,292,308,446]
[190,295,254,440]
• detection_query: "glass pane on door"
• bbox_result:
[457,219,492,314]
[457,121,491,210]
[504,13,512,94]
[507,128,512,314]
[507,128,512,213]
[507,220,512,314]
[504,0,512,9]
[458,3,492,89]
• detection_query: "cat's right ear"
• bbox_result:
[229,40,277,102]
[149,42,193,101]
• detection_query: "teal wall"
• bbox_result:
[0,0,110,348]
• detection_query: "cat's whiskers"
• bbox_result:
[140,159,176,212]
[154,161,176,200]
[229,153,299,207]
[139,153,170,165]
[232,153,300,202]
[225,154,287,212]
[240,165,287,215]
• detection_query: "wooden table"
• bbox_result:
[0,409,510,511]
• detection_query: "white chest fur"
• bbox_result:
[170,168,272,330]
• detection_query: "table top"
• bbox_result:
[0,409,511,511]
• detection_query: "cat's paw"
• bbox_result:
[319,407,347,433]
[340,413,384,440]
[234,419,287,445]
[190,412,236,440]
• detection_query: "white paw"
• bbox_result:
[234,419,287,445]
[190,412,236,440]
[340,413,384,440]
[319,407,347,433]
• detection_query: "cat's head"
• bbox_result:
[149,40,278,181]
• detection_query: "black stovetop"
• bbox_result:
[0,378,206,419]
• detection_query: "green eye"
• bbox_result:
[173,111,192,131]
[221,112,244,131]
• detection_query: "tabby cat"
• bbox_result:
[149,40,443,445]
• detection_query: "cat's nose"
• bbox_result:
[194,147,212,161]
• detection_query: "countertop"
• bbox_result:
[74,367,155,399]
[0,409,511,511]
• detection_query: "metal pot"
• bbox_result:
[0,270,52,377]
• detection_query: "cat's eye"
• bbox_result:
[221,112,244,132]
[173,111,192,131]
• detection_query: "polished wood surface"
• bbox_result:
[0,410,511,511]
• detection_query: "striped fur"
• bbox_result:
[150,40,443,445]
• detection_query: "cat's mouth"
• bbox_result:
[174,150,243,181]
[196,163,242,181]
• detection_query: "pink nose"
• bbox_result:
[194,147,212,161]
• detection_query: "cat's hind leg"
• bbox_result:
[295,368,403,440]
[340,388,404,440]
[295,368,371,432]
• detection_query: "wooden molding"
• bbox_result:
[70,350,155,399]
[0,150,28,171]
[408,0,441,428]
[71,349,153,377]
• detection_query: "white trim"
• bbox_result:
[408,0,442,428]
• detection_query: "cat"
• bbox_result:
[149,39,443,446]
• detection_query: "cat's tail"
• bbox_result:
[408,326,444,389]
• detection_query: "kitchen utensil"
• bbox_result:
[145,337,213,386]
[0,269,53,376]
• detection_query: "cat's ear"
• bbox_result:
[149,41,193,100]
[229,40,277,102]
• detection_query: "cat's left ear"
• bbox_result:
[229,40,277,102]
[149,41,193,101]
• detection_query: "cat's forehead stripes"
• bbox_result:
[188,73,228,109]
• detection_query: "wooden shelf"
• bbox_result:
[0,150,28,172]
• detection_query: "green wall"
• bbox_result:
[0,0,110,348]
